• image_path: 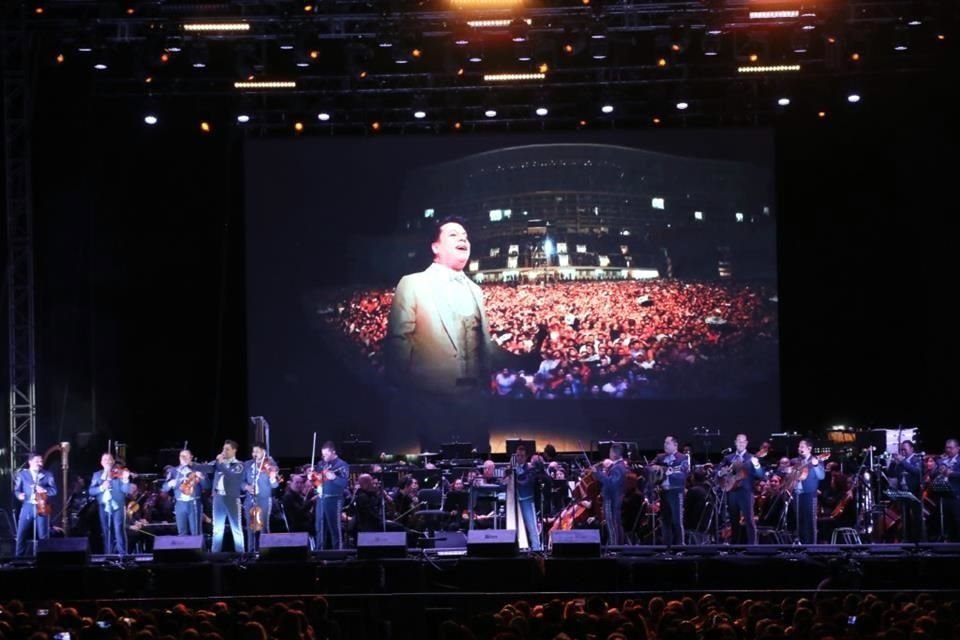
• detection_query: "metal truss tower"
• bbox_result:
[2,1,37,490]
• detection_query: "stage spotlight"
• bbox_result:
[535,107,548,116]
[703,33,720,56]
[791,29,810,54]
[236,114,251,123]
[590,39,608,60]
[200,121,212,133]
[777,97,791,106]
[144,114,158,125]
[893,26,909,51]
[317,111,331,121]
[467,44,483,63]
[676,101,689,110]
[294,121,304,132]
[190,43,208,69]
[484,109,497,118]
[414,110,426,119]
[515,41,532,62]
[509,18,529,43]
[600,104,614,114]
[847,93,861,103]
[93,62,108,70]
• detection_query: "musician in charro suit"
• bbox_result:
[89,452,134,554]
[163,449,208,537]
[313,441,349,550]
[887,440,924,541]
[211,440,246,553]
[794,439,825,544]
[939,438,960,542]
[654,436,689,546]
[13,452,58,557]
[596,443,628,546]
[720,434,765,544]
[243,442,280,552]
[511,445,543,551]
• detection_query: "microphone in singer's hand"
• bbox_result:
[720,448,733,455]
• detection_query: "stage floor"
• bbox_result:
[3,543,960,601]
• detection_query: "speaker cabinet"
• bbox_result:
[37,537,89,566]
[550,529,601,557]
[259,532,310,561]
[467,529,518,557]
[153,535,204,562]
[357,532,407,559]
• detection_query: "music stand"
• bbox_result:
[441,442,474,460]
[929,481,956,542]
[469,482,503,530]
[884,490,926,542]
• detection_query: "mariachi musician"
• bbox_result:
[887,440,923,541]
[211,440,246,553]
[89,452,134,555]
[14,452,58,557]
[939,438,960,542]
[653,436,689,546]
[719,434,764,544]
[243,442,279,552]
[596,443,628,546]
[163,449,207,537]
[511,445,542,551]
[312,441,349,550]
[793,439,825,544]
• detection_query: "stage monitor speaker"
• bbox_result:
[152,535,204,562]
[259,532,310,561]
[467,529,518,557]
[357,532,407,559]
[550,529,601,557]
[37,537,89,566]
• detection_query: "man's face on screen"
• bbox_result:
[432,222,470,271]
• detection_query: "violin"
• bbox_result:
[179,470,204,497]
[35,487,51,517]
[249,503,265,532]
[111,465,134,480]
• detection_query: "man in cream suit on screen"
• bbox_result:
[385,215,499,394]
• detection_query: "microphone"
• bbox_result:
[720,447,733,455]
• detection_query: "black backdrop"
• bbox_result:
[9,68,953,476]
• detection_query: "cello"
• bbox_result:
[555,463,601,530]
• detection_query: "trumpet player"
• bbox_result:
[163,449,207,537]
[243,443,279,552]
[887,441,923,541]
[14,452,58,557]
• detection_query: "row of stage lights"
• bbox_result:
[54,28,946,77]
[140,92,866,130]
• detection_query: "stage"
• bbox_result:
[4,543,960,602]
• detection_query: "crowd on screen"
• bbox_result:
[322,279,778,398]
[3,591,958,640]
